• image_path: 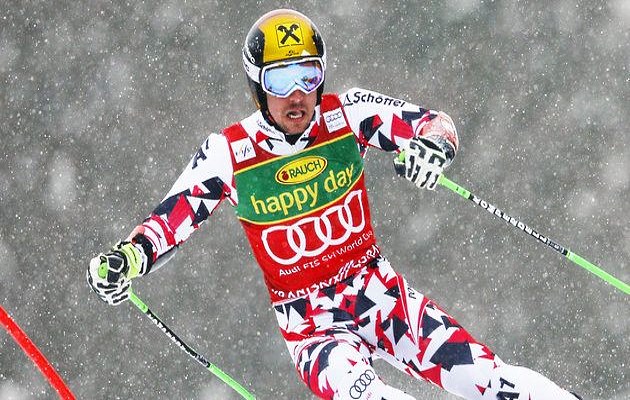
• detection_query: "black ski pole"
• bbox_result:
[128,289,256,399]
[437,174,629,295]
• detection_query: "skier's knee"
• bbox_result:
[294,337,372,399]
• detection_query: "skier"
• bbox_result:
[88,9,584,400]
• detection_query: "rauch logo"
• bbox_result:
[275,156,327,185]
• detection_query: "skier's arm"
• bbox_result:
[87,134,236,305]
[341,87,459,158]
[127,133,236,263]
[341,87,458,190]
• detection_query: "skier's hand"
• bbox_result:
[87,241,146,305]
[393,137,448,190]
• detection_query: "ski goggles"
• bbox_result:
[260,58,324,98]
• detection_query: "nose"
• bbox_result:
[287,89,305,102]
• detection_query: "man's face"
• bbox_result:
[266,90,317,135]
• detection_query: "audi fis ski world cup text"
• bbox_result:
[269,244,380,299]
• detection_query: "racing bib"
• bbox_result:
[225,95,378,301]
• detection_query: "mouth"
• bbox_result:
[286,110,306,120]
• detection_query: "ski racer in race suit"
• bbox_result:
[87,9,584,400]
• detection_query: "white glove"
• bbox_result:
[87,241,146,305]
[394,137,448,190]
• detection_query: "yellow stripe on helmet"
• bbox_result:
[258,12,320,64]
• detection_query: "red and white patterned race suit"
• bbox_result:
[223,94,378,302]
[134,88,441,302]
[275,258,576,400]
[129,88,576,399]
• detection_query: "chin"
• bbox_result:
[283,120,309,134]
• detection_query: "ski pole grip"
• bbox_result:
[95,256,108,279]
[393,150,406,177]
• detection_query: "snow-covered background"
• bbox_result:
[1,1,628,399]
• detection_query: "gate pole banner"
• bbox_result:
[0,304,75,400]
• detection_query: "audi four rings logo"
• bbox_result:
[261,190,366,265]
[349,370,376,399]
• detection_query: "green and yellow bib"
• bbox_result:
[224,94,378,301]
